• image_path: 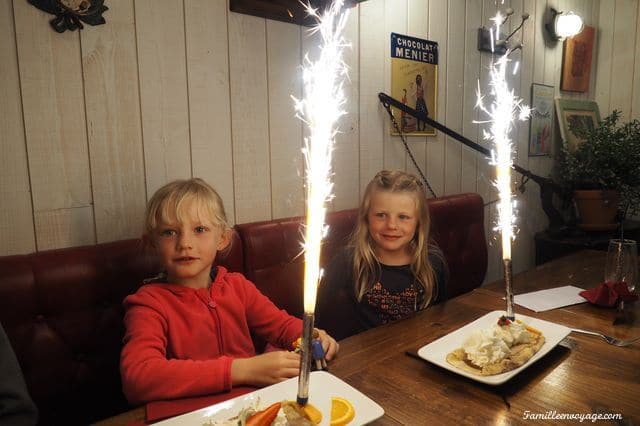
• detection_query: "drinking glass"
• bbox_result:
[604,239,638,310]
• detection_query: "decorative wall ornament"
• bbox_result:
[28,0,108,33]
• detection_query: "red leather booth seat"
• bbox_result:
[0,193,486,424]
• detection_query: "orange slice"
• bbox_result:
[302,403,322,424]
[330,397,355,426]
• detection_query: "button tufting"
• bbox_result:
[35,314,45,322]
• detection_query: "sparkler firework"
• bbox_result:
[475,13,530,320]
[292,0,350,404]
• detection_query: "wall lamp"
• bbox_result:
[546,8,584,40]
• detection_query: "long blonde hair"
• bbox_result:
[143,178,230,242]
[351,170,438,308]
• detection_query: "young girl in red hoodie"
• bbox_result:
[120,178,339,405]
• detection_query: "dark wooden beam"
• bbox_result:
[230,0,366,26]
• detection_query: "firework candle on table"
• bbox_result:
[475,13,530,320]
[292,0,350,405]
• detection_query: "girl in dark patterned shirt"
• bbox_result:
[316,170,447,340]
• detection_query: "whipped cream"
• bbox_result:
[461,320,533,367]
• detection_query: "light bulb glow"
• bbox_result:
[554,11,583,38]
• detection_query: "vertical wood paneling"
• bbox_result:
[633,1,640,120]
[185,0,236,224]
[480,0,500,284]
[228,12,271,223]
[609,0,637,121]
[14,0,94,250]
[5,0,638,283]
[332,10,361,211]
[0,0,35,254]
[266,20,304,219]
[383,0,408,172]
[81,0,146,243]
[594,0,615,114]
[513,0,536,274]
[406,0,429,183]
[461,0,482,194]
[444,0,465,195]
[358,1,385,192]
[135,0,191,196]
[426,0,446,197]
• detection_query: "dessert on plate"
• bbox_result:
[446,316,545,376]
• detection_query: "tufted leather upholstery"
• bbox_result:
[0,193,485,424]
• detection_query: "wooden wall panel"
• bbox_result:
[609,0,637,121]
[425,0,447,197]
[383,0,408,172]
[633,1,640,120]
[6,0,638,286]
[185,0,236,224]
[266,20,304,219]
[332,10,361,211]
[358,1,385,193]
[135,0,191,197]
[228,12,271,223]
[595,0,615,114]
[513,0,536,274]
[443,0,465,196]
[81,0,146,243]
[14,0,94,250]
[405,0,428,185]
[0,0,35,255]
[461,0,482,195]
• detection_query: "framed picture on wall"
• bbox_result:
[555,98,601,151]
[560,26,596,92]
[528,83,554,156]
[390,32,438,136]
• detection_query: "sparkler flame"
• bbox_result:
[474,46,529,261]
[475,12,529,319]
[293,0,349,314]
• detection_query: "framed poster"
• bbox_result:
[529,83,554,156]
[555,98,601,151]
[390,32,438,136]
[561,26,596,92]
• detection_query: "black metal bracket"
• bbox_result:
[378,92,566,231]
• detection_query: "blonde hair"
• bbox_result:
[351,170,438,308]
[143,178,229,240]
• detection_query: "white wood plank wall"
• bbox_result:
[1,0,638,283]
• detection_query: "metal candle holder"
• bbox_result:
[296,312,315,405]
[503,258,514,319]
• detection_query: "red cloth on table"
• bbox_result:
[579,281,638,307]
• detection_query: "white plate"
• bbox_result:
[417,310,571,385]
[154,371,384,425]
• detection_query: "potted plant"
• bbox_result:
[559,110,640,230]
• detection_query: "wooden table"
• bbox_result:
[99,250,639,425]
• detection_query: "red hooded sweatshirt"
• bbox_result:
[120,266,302,405]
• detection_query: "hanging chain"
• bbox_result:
[381,101,437,198]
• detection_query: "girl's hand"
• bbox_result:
[315,328,339,361]
[231,351,301,387]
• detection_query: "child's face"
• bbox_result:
[366,190,418,264]
[152,201,229,289]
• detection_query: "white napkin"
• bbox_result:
[513,285,588,312]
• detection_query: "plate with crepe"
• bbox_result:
[417,310,571,385]
[154,371,384,425]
